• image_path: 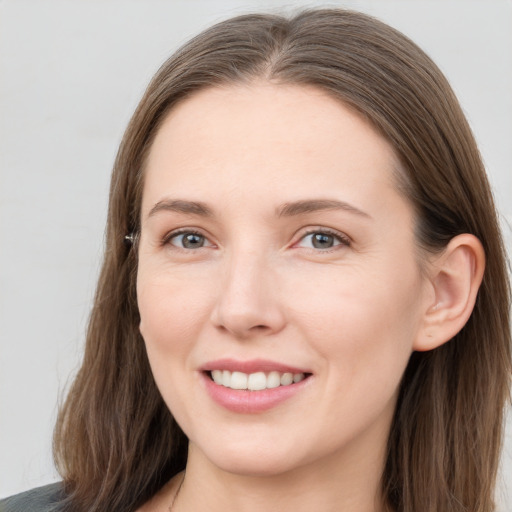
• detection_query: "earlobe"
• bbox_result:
[414,234,485,352]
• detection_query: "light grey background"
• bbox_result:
[1,0,511,507]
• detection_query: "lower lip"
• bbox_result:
[201,372,311,413]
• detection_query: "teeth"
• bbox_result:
[231,371,247,390]
[210,370,306,391]
[212,370,223,384]
[280,372,293,386]
[267,371,281,389]
[248,372,266,391]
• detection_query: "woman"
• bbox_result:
[2,8,510,512]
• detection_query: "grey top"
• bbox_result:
[0,483,64,512]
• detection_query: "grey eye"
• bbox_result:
[311,233,335,249]
[171,232,208,249]
[296,230,349,251]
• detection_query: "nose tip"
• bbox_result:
[214,316,277,339]
[211,292,286,339]
[210,260,286,339]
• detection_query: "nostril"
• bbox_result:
[210,297,286,338]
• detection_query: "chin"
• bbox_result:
[193,438,308,478]
[216,456,301,478]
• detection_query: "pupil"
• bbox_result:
[312,233,333,249]
[183,233,203,248]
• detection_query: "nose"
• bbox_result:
[210,249,286,339]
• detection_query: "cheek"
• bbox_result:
[284,262,422,380]
[137,274,212,418]
[137,272,213,356]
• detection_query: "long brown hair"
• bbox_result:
[54,9,511,511]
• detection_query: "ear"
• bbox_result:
[414,234,485,352]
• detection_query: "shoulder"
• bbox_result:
[0,483,65,512]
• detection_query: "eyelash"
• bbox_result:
[161,227,351,252]
[161,229,211,249]
[294,228,351,253]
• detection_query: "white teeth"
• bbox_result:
[280,372,293,386]
[248,372,267,391]
[210,370,307,391]
[267,371,281,389]
[231,371,248,389]
[211,369,223,384]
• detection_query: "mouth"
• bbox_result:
[207,370,311,391]
[200,360,312,413]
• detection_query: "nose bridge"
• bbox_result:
[211,242,285,338]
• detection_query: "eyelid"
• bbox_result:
[159,225,350,252]
[292,227,351,251]
[162,227,216,249]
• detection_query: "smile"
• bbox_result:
[210,370,307,391]
[200,359,312,413]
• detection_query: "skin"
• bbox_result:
[135,83,471,511]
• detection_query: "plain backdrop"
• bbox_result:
[1,0,511,507]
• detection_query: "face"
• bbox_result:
[137,83,431,478]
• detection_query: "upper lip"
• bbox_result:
[200,358,310,374]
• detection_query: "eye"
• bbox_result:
[296,229,350,250]
[167,230,213,249]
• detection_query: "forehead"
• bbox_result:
[142,82,402,216]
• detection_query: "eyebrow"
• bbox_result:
[147,198,371,220]
[147,199,213,219]
[277,199,371,219]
